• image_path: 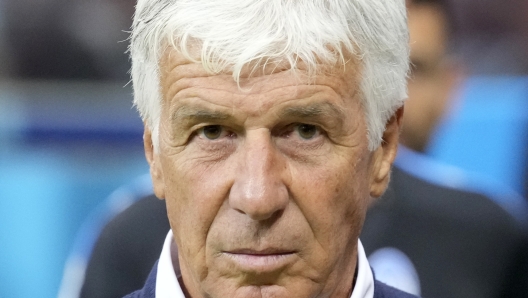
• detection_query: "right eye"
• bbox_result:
[198,125,232,140]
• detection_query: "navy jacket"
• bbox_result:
[124,262,417,298]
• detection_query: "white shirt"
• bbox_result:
[156,230,374,298]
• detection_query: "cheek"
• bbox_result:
[160,153,233,265]
[289,152,370,247]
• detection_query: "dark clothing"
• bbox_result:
[81,166,528,298]
[80,197,170,298]
[372,280,418,298]
[361,166,528,298]
[123,262,417,298]
[122,262,157,298]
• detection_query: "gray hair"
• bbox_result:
[130,0,409,151]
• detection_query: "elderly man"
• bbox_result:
[123,0,413,297]
[73,1,527,297]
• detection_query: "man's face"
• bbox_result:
[402,3,457,152]
[145,52,400,298]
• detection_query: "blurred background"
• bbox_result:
[0,0,526,297]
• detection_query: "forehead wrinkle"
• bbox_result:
[162,59,361,107]
[163,63,222,104]
[162,60,362,128]
[162,57,291,103]
[164,63,307,99]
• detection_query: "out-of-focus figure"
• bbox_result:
[362,1,528,298]
[2,0,133,80]
[0,1,13,78]
[423,1,528,197]
[453,0,528,75]
[400,0,461,152]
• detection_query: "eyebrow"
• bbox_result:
[171,106,234,124]
[171,102,347,127]
[279,102,346,125]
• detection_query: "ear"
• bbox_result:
[369,107,404,198]
[144,126,166,200]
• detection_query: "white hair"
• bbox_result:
[130,0,409,151]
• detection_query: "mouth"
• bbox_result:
[222,249,297,272]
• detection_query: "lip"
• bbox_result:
[222,249,297,272]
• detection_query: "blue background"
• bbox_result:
[0,82,148,298]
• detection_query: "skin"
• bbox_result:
[144,51,402,298]
[401,3,460,152]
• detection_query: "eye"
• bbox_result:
[199,125,228,140]
[295,124,320,140]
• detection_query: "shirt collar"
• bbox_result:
[156,230,185,298]
[351,239,375,298]
[156,230,374,298]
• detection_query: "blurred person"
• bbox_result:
[62,0,134,80]
[429,0,528,198]
[3,0,100,79]
[362,1,528,297]
[399,0,460,152]
[74,0,528,298]
[0,1,13,78]
[452,0,528,75]
[2,0,133,80]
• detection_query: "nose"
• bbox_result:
[228,129,289,221]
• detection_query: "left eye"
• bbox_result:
[294,124,320,140]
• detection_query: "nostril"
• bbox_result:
[245,205,286,222]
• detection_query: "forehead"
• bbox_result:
[158,49,363,112]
